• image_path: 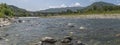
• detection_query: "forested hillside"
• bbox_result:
[80,2,120,14]
[9,5,30,17]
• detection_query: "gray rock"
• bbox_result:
[77,41,85,45]
[67,23,75,27]
[41,37,57,43]
[64,36,73,41]
[0,37,3,40]
[61,39,71,43]
[34,41,42,45]
[18,20,25,23]
[61,36,73,43]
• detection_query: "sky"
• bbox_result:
[0,0,120,11]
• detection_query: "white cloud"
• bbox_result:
[60,4,67,7]
[89,0,102,2]
[90,0,96,2]
[49,4,67,8]
[13,0,29,2]
[118,3,120,5]
[49,2,81,8]
[49,6,57,8]
[74,2,81,6]
[69,2,81,7]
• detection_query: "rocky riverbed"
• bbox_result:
[0,18,11,27]
[0,17,120,45]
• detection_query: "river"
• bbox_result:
[0,17,120,45]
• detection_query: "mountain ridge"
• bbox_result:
[39,6,84,13]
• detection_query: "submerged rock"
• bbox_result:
[67,23,75,27]
[69,32,74,36]
[0,25,4,27]
[3,33,9,37]
[0,37,9,41]
[4,38,9,42]
[79,26,86,30]
[0,37,3,40]
[18,20,25,23]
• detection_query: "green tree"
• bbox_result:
[0,3,14,18]
[66,9,73,14]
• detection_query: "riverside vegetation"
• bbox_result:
[0,3,14,27]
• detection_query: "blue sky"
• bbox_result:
[0,0,120,11]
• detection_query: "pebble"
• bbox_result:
[5,39,9,42]
[79,26,86,30]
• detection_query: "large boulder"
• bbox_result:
[64,36,73,41]
[34,41,42,45]
[77,41,85,45]
[61,39,71,43]
[41,37,57,43]
[61,36,73,43]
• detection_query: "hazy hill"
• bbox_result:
[39,1,120,14]
[39,6,84,13]
[8,5,30,17]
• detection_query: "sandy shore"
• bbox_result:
[47,14,120,19]
[18,17,40,18]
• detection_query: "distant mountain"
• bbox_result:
[39,1,120,13]
[8,5,31,16]
[9,5,27,12]
[91,1,116,6]
[39,6,84,13]
[82,1,118,12]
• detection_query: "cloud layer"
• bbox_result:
[49,2,81,8]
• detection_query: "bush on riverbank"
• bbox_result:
[0,3,14,18]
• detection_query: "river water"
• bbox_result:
[0,17,120,45]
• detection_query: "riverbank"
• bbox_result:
[0,18,11,27]
[45,14,120,19]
